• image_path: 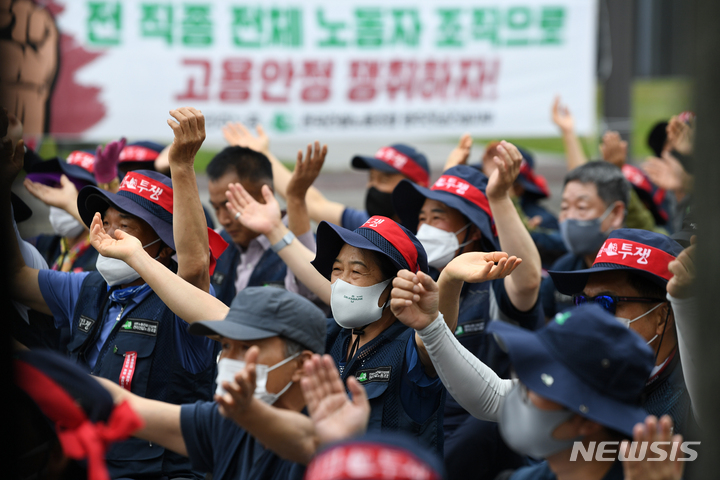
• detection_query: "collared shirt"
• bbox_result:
[231,228,317,297]
[38,270,216,373]
[181,401,305,480]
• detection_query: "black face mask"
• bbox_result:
[365,187,396,219]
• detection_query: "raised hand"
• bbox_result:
[551,96,575,134]
[94,137,126,184]
[222,122,270,154]
[24,174,78,211]
[391,270,440,330]
[600,131,628,168]
[666,116,694,156]
[442,251,521,284]
[226,183,282,236]
[286,141,327,201]
[667,241,696,299]
[642,153,689,193]
[620,415,685,480]
[167,107,205,167]
[486,140,523,201]
[443,133,473,171]
[301,354,370,446]
[89,212,142,262]
[217,346,259,419]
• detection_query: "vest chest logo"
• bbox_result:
[78,316,95,333]
[120,319,159,336]
[212,272,225,285]
[455,320,485,337]
[355,366,392,384]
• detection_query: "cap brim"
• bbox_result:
[392,180,499,250]
[29,157,96,186]
[77,186,175,251]
[548,264,669,296]
[351,156,399,174]
[488,321,648,437]
[312,221,403,279]
[188,319,278,341]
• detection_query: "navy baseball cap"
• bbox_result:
[189,287,327,354]
[312,216,428,280]
[15,349,143,479]
[306,431,446,480]
[26,153,97,190]
[622,164,669,225]
[488,304,654,437]
[77,169,176,250]
[517,147,551,200]
[549,228,684,296]
[392,165,499,250]
[352,144,430,187]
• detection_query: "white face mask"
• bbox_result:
[331,278,392,330]
[616,302,664,345]
[416,223,472,269]
[95,238,161,286]
[48,206,85,238]
[215,352,300,404]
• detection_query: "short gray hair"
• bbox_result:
[564,161,630,210]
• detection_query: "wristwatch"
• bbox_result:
[271,231,296,253]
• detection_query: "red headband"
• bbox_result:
[374,147,429,187]
[67,151,96,173]
[119,172,173,214]
[119,146,160,162]
[15,362,144,480]
[360,216,419,273]
[305,444,441,480]
[594,239,676,281]
[431,175,496,234]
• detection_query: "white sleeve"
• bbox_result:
[13,208,49,322]
[416,314,514,422]
[668,293,701,422]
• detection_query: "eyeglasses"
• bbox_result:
[572,295,667,315]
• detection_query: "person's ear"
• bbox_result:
[606,201,625,230]
[574,416,604,437]
[655,303,674,336]
[468,224,482,242]
[292,351,313,382]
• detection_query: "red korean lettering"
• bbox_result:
[348,60,380,102]
[176,59,211,101]
[261,60,294,103]
[300,60,333,102]
[386,60,417,100]
[454,59,501,100]
[220,58,253,103]
[417,60,452,99]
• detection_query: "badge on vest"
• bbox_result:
[212,272,225,285]
[454,321,485,337]
[355,366,392,384]
[120,319,159,336]
[78,315,95,333]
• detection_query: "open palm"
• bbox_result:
[444,251,521,284]
[89,212,142,261]
[226,183,282,235]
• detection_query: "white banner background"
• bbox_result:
[55,0,598,145]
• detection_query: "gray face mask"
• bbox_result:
[559,205,614,256]
[499,383,583,459]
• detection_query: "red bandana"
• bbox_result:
[374,147,429,187]
[595,238,676,281]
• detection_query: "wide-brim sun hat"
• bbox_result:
[352,144,430,187]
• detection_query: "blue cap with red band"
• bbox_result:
[119,141,164,165]
[549,228,683,295]
[77,170,228,272]
[516,147,551,200]
[26,153,97,190]
[312,216,428,280]
[392,165,499,251]
[352,144,430,187]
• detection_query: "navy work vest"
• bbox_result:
[327,320,445,454]
[66,272,216,479]
[210,230,287,306]
[643,351,692,435]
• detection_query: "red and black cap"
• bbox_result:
[119,141,164,165]
[26,153,97,190]
[15,349,144,480]
[77,170,228,271]
[312,216,428,280]
[352,144,430,187]
[622,164,669,225]
[549,228,684,295]
[393,165,499,250]
[516,147,551,200]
